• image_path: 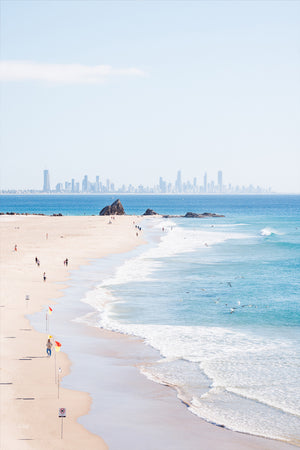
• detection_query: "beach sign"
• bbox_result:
[59,408,66,439]
[59,408,66,418]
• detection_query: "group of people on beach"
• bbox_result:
[135,224,142,237]
[44,258,69,356]
[35,256,40,267]
[34,256,69,282]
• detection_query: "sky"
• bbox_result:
[0,0,299,193]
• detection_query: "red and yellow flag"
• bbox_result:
[48,306,53,315]
[55,341,62,352]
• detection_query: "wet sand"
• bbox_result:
[0,214,297,449]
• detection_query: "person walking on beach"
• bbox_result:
[14,244,17,251]
[46,338,52,357]
[43,272,46,282]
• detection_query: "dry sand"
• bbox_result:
[0,214,142,449]
[0,214,297,450]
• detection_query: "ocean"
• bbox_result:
[2,194,300,444]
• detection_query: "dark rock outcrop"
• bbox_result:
[99,199,125,216]
[184,212,225,218]
[162,212,225,218]
[143,209,159,216]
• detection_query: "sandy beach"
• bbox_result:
[0,214,298,450]
[0,214,142,449]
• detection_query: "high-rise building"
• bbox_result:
[43,170,50,192]
[82,175,88,193]
[96,176,100,193]
[218,170,223,193]
[175,170,182,193]
[159,177,166,193]
[55,183,63,192]
[203,172,207,193]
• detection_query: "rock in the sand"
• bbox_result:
[143,209,159,216]
[99,199,125,216]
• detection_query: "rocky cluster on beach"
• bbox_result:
[98,200,224,218]
[164,212,225,218]
[99,199,125,215]
[1,200,224,219]
[143,209,159,216]
[0,212,63,216]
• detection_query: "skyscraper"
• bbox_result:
[82,175,88,192]
[96,176,100,193]
[175,170,182,193]
[218,170,223,193]
[43,170,50,192]
[203,172,207,193]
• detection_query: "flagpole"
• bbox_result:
[55,350,57,383]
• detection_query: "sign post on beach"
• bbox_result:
[58,408,66,439]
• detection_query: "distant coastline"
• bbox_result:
[3,192,298,196]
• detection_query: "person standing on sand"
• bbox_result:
[43,272,46,282]
[46,338,52,356]
[14,244,17,251]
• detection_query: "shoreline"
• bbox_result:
[1,214,298,449]
[0,214,143,449]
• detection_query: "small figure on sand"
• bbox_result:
[43,272,46,282]
[64,258,69,267]
[14,244,17,251]
[46,338,53,356]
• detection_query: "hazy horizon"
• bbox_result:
[0,1,299,193]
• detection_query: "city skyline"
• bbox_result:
[0,1,299,193]
[1,169,272,195]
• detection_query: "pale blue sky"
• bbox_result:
[0,0,299,192]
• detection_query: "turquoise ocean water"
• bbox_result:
[2,194,299,444]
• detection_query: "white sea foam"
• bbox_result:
[79,220,300,442]
[260,227,283,236]
[94,222,250,289]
